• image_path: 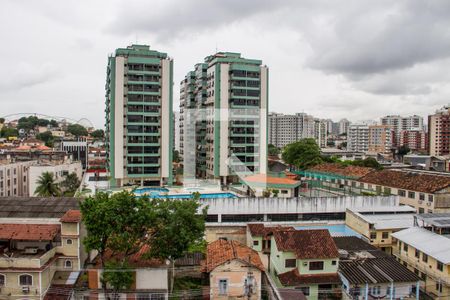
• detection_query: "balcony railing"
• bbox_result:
[0,247,57,269]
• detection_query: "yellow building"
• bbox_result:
[345,206,416,252]
[392,227,450,299]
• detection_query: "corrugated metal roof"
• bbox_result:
[392,227,450,264]
[0,197,80,219]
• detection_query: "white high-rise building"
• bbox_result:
[347,124,369,152]
[338,118,351,135]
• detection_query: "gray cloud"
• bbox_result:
[0,62,59,91]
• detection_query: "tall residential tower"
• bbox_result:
[105,44,173,187]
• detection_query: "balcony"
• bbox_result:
[0,247,57,269]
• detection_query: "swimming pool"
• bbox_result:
[134,187,169,195]
[295,224,361,237]
[134,189,236,199]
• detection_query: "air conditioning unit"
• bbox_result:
[427,202,431,206]
[22,286,30,294]
[24,247,39,254]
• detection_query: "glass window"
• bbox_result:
[332,260,337,265]
[219,279,228,295]
[0,274,4,286]
[67,239,73,245]
[64,260,72,269]
[382,232,389,239]
[408,191,415,199]
[309,261,324,270]
[285,259,296,268]
[398,190,406,197]
[437,261,444,272]
[253,240,259,246]
[419,193,425,200]
[370,232,377,240]
[422,253,428,263]
[403,244,408,252]
[428,195,434,202]
[415,249,420,258]
[19,274,32,286]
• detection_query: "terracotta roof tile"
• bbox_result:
[60,210,81,223]
[203,239,264,273]
[359,169,450,193]
[96,245,165,268]
[273,229,339,259]
[247,224,295,237]
[244,174,301,186]
[278,268,341,286]
[307,163,374,178]
[0,224,60,241]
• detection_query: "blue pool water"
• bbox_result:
[295,224,361,237]
[134,187,170,195]
[134,188,236,199]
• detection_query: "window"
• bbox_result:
[0,274,4,286]
[408,191,415,199]
[331,260,337,265]
[428,195,434,202]
[422,253,428,263]
[19,274,32,286]
[419,193,425,201]
[218,279,228,295]
[297,287,309,296]
[382,232,389,239]
[398,190,406,197]
[403,244,408,252]
[436,282,443,293]
[64,260,72,269]
[253,240,259,246]
[371,286,381,295]
[415,249,420,258]
[370,232,377,240]
[285,259,296,268]
[66,239,73,245]
[419,208,425,214]
[309,261,324,270]
[437,261,444,272]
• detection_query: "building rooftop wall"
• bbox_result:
[306,163,374,179]
[0,197,80,219]
[392,227,450,264]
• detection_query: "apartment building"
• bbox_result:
[358,169,450,213]
[0,160,35,197]
[105,44,173,187]
[0,198,85,300]
[347,124,369,152]
[179,52,269,185]
[399,129,428,152]
[179,63,208,178]
[381,115,424,146]
[345,206,416,252]
[338,118,351,135]
[314,118,328,148]
[429,105,450,156]
[368,125,394,154]
[392,227,450,299]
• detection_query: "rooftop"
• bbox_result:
[203,239,264,273]
[333,236,389,258]
[392,227,450,264]
[306,163,374,179]
[359,169,450,193]
[278,269,340,286]
[416,213,450,228]
[273,229,339,259]
[0,224,60,241]
[243,174,301,188]
[0,197,80,219]
[347,209,415,230]
[247,223,295,237]
[60,210,81,223]
[95,245,165,269]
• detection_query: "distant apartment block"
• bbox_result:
[105,44,174,187]
[180,52,268,184]
[0,161,34,197]
[429,105,450,156]
[338,118,351,135]
[347,124,369,152]
[268,113,327,148]
[381,114,423,146]
[399,129,428,152]
[368,124,394,154]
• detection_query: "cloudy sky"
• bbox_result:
[1,0,450,128]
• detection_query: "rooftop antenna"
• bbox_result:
[215,42,218,54]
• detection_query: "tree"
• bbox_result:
[90,129,105,140]
[268,144,280,156]
[352,157,382,169]
[49,119,58,127]
[37,119,50,127]
[398,145,410,158]
[0,118,5,124]
[101,261,134,299]
[67,124,88,137]
[34,172,61,197]
[282,138,323,170]
[147,195,206,292]
[0,127,18,139]
[60,172,81,196]
[36,131,54,147]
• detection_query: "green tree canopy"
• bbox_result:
[36,131,54,147]
[90,129,105,139]
[282,138,323,170]
[60,172,81,196]
[398,145,410,157]
[0,127,18,139]
[49,120,58,127]
[268,144,280,156]
[37,119,50,127]
[34,172,61,197]
[67,124,88,137]
[0,118,5,124]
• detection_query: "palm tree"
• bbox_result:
[35,172,61,197]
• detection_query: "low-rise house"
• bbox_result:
[83,245,169,299]
[358,169,450,213]
[203,239,265,300]
[415,213,450,235]
[392,227,450,299]
[240,174,301,197]
[0,199,85,300]
[345,206,416,252]
[334,236,421,300]
[270,229,341,300]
